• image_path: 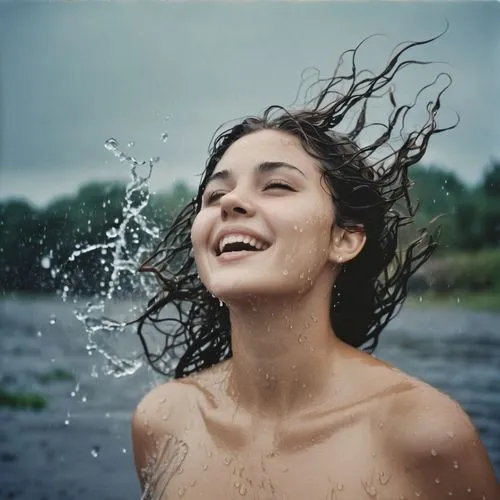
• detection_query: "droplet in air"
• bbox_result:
[90,445,100,458]
[41,256,51,269]
[36,331,43,337]
[49,314,57,325]
[161,132,169,143]
[104,138,119,151]
[127,141,135,148]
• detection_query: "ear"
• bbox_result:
[328,225,366,265]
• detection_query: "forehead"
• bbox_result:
[215,129,318,173]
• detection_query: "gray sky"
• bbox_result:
[0,1,498,207]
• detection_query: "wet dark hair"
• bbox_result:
[135,33,456,379]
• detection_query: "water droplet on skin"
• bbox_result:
[178,486,186,497]
[49,314,57,325]
[453,460,459,469]
[466,488,472,493]
[90,446,100,458]
[239,484,247,495]
[190,480,196,487]
[363,482,377,497]
[337,483,343,491]
[447,430,455,439]
[379,472,391,485]
[36,331,42,337]
[223,456,232,465]
[434,477,441,484]
[282,269,289,276]
[415,492,421,497]
[430,449,438,457]
[202,464,208,471]
[122,448,127,454]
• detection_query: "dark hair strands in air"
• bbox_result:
[133,26,458,379]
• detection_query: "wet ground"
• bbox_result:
[0,296,498,499]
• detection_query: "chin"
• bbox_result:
[209,278,304,303]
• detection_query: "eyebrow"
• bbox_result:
[206,161,306,187]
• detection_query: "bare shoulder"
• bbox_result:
[131,379,193,431]
[130,379,198,488]
[383,377,499,497]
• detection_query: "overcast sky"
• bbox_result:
[0,1,498,207]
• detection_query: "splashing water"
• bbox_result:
[56,136,169,379]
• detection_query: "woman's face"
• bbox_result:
[191,129,337,301]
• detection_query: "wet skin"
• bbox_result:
[132,130,499,498]
[132,350,499,500]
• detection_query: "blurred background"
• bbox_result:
[0,1,499,499]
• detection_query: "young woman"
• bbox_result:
[131,35,499,499]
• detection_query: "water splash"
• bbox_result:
[59,136,167,379]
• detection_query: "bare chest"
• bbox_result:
[145,415,407,500]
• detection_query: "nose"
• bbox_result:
[219,190,255,218]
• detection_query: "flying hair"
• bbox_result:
[133,29,457,379]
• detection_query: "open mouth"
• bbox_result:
[215,241,270,257]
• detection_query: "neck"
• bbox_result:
[225,288,340,419]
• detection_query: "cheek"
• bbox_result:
[190,212,210,251]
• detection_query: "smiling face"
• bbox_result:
[191,129,339,302]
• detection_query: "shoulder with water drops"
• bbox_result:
[383,381,499,497]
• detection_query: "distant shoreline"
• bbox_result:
[2,290,499,313]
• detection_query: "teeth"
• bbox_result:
[218,234,269,254]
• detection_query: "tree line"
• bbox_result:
[0,161,499,295]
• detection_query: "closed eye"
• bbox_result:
[205,181,295,204]
[264,181,295,191]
